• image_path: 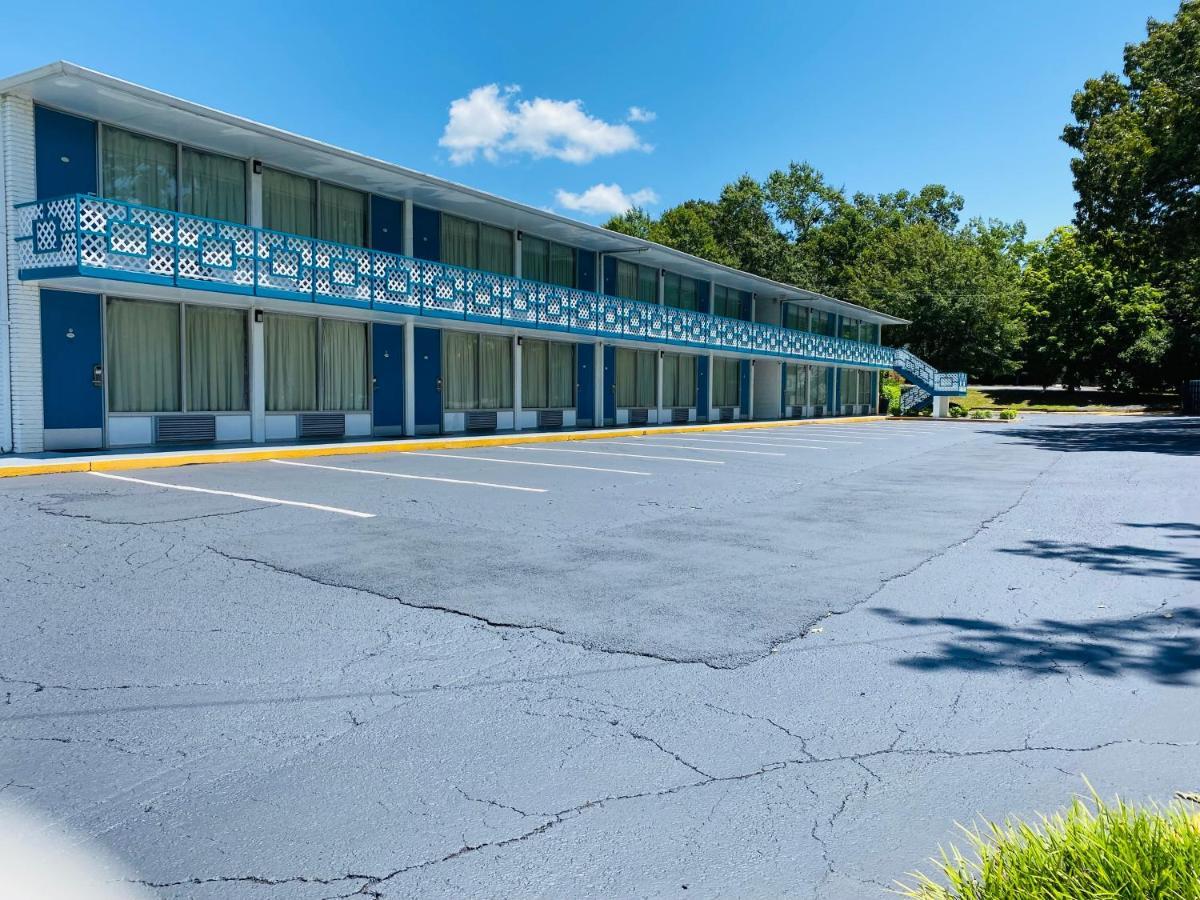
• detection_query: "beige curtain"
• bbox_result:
[265,314,317,411]
[187,306,246,411]
[107,299,180,412]
[320,319,368,411]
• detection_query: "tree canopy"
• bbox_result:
[602,2,1198,392]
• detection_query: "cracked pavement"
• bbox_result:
[1,415,1198,898]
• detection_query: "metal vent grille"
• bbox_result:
[791,407,807,419]
[812,404,825,418]
[628,408,649,426]
[537,409,564,429]
[155,415,216,443]
[671,408,689,424]
[718,407,734,422]
[299,413,345,438]
[466,410,498,431]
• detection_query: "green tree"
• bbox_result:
[1023,228,1168,390]
[601,207,653,240]
[1063,0,1200,383]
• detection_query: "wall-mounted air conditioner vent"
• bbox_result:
[299,413,345,438]
[155,415,216,444]
[537,409,564,429]
[812,404,825,418]
[671,408,689,424]
[466,410,498,431]
[628,408,649,426]
[718,407,734,422]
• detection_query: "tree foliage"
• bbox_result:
[597,2,1198,392]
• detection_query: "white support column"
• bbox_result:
[513,230,521,278]
[593,339,604,428]
[657,268,665,305]
[747,359,755,421]
[403,320,415,435]
[249,312,265,443]
[248,164,263,228]
[402,201,414,257]
[512,334,522,432]
[2,95,41,453]
[931,395,950,418]
[705,353,714,422]
[656,350,664,424]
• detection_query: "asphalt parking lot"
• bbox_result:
[2,415,1198,898]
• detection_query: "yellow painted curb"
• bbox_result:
[0,415,887,479]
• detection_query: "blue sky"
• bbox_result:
[2,0,1180,238]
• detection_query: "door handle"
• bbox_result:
[435,377,443,393]
[92,364,103,387]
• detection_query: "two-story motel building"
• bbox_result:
[0,62,965,454]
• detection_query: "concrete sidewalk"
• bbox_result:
[0,415,888,478]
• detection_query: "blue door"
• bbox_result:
[41,290,103,449]
[371,323,404,432]
[603,345,616,424]
[697,356,710,420]
[371,195,404,255]
[35,106,97,199]
[576,343,594,425]
[413,326,442,433]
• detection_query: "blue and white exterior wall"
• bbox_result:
[0,62,936,455]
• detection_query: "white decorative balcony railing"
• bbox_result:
[15,193,906,371]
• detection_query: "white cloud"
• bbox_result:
[439,84,651,165]
[627,106,657,123]
[555,183,659,217]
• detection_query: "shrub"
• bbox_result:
[898,789,1200,900]
[948,404,967,418]
[882,381,903,415]
[969,409,992,419]
[998,409,1018,420]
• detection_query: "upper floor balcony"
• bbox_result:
[14,193,903,372]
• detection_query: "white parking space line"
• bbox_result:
[604,440,785,457]
[759,428,890,440]
[508,446,725,465]
[410,451,650,476]
[270,459,547,493]
[681,433,859,446]
[643,435,829,451]
[88,471,376,518]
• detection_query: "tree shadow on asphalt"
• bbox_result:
[873,606,1200,685]
[998,523,1200,581]
[1001,417,1200,456]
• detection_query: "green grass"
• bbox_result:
[898,789,1200,900]
[959,387,1178,412]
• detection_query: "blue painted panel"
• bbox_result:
[576,342,594,422]
[740,359,751,411]
[413,326,442,431]
[740,291,753,322]
[696,280,711,314]
[827,367,837,412]
[370,195,404,255]
[40,289,103,431]
[697,356,710,418]
[602,256,616,297]
[371,322,404,428]
[35,106,97,199]
[603,345,615,423]
[577,249,596,292]
[412,205,441,262]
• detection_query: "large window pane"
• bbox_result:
[615,348,636,407]
[265,314,317,411]
[549,243,575,288]
[521,339,549,408]
[636,349,656,407]
[663,353,696,407]
[181,149,246,223]
[102,127,177,209]
[637,266,658,304]
[442,215,479,269]
[319,183,366,247]
[479,334,513,408]
[444,331,477,410]
[679,278,698,312]
[713,357,740,408]
[522,237,549,283]
[107,299,180,412]
[616,261,638,301]
[320,319,368,411]
[480,224,513,275]
[187,306,246,411]
[548,342,574,408]
[263,169,316,237]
